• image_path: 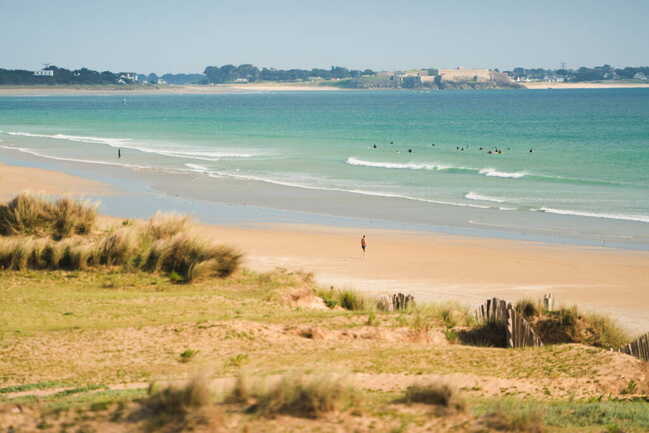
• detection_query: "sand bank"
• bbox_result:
[0,162,112,201]
[524,82,649,89]
[0,83,342,96]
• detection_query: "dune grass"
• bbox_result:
[0,193,97,239]
[403,382,466,412]
[0,195,242,282]
[225,372,359,418]
[532,306,631,349]
[317,288,368,311]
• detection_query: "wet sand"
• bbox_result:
[0,162,112,201]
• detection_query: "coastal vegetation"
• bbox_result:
[3,63,648,88]
[0,194,241,282]
[202,64,375,84]
[1,195,648,432]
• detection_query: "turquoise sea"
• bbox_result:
[1,89,648,246]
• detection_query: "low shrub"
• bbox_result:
[535,306,630,349]
[481,407,545,433]
[225,373,358,418]
[515,299,541,319]
[403,382,466,412]
[317,288,367,311]
[142,376,215,429]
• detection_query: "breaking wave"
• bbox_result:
[464,192,506,203]
[4,131,259,161]
[536,207,649,223]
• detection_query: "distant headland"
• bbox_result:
[1,63,649,93]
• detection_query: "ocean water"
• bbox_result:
[1,89,648,237]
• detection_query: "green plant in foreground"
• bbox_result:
[620,379,637,395]
[179,349,199,363]
[225,353,249,368]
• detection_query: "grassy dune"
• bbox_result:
[1,196,648,432]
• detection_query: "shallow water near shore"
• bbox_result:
[1,89,648,248]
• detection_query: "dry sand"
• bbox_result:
[204,223,649,332]
[524,81,649,89]
[0,163,112,201]
[2,161,648,331]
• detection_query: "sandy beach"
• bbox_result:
[3,160,648,332]
[0,162,112,201]
[0,83,344,96]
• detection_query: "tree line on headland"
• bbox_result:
[0,63,647,86]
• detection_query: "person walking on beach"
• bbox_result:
[361,235,367,257]
[118,148,121,159]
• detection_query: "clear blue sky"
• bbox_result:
[1,0,648,74]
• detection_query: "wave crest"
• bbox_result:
[536,207,649,223]
[478,168,527,178]
[346,157,454,171]
[465,192,506,203]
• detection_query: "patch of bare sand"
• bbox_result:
[199,223,649,332]
[3,318,648,401]
[0,163,112,201]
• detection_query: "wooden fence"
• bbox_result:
[506,308,543,348]
[475,297,543,349]
[475,297,509,324]
[619,333,649,362]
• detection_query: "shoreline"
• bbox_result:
[2,144,648,252]
[1,82,649,96]
[1,157,648,332]
[0,83,346,96]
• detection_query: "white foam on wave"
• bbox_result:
[478,168,527,178]
[346,157,454,171]
[346,157,528,180]
[536,207,649,224]
[465,191,506,203]
[7,131,129,147]
[0,144,152,170]
[205,170,493,209]
[4,131,259,161]
[184,163,209,173]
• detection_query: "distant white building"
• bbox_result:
[633,72,648,81]
[33,69,54,77]
[118,72,139,82]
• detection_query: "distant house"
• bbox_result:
[633,72,648,81]
[118,72,139,82]
[33,69,54,77]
